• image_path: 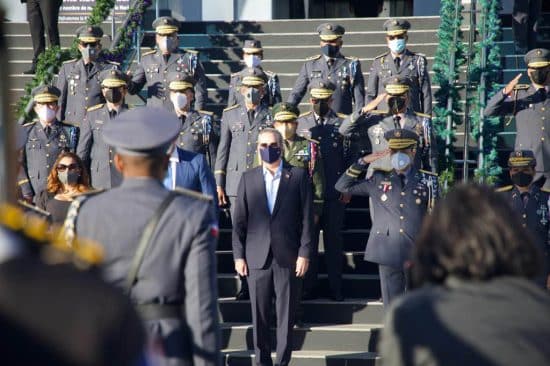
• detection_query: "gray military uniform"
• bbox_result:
[129,49,206,111]
[288,54,365,115]
[485,86,550,187]
[56,58,118,124]
[366,50,432,115]
[227,68,281,108]
[214,104,272,199]
[20,120,79,198]
[75,178,220,366]
[76,103,128,190]
[175,110,219,167]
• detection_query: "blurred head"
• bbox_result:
[525,48,550,85]
[383,19,410,54]
[412,184,541,286]
[47,152,90,194]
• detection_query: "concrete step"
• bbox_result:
[223,350,379,366]
[217,274,380,299]
[218,298,384,324]
[3,21,120,35]
[221,323,382,352]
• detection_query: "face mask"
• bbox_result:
[259,145,281,164]
[159,37,176,53]
[321,44,340,58]
[244,88,261,105]
[529,68,549,85]
[58,170,80,186]
[388,39,406,54]
[391,152,411,171]
[313,100,330,117]
[244,54,261,68]
[80,46,97,61]
[104,88,123,104]
[171,92,188,110]
[511,171,534,187]
[388,96,407,114]
[37,106,56,122]
[275,123,297,140]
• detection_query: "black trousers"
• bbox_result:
[248,255,299,366]
[27,0,62,64]
[513,0,541,52]
[379,264,408,310]
[303,199,344,296]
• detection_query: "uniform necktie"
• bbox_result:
[399,174,406,188]
[538,88,547,101]
[327,59,334,69]
[395,57,401,69]
[109,110,117,119]
[44,126,51,138]
[248,109,255,123]
[521,192,530,208]
[163,54,170,64]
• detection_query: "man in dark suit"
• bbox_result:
[232,128,314,366]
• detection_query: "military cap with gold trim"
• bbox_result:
[32,85,61,103]
[76,25,103,43]
[525,48,550,68]
[272,102,300,122]
[384,128,418,150]
[239,67,268,87]
[243,39,263,54]
[309,79,336,99]
[99,69,127,88]
[383,19,411,36]
[167,71,195,91]
[384,76,410,96]
[152,16,179,35]
[507,150,537,167]
[316,23,345,41]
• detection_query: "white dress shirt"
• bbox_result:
[263,163,282,214]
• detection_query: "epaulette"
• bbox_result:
[61,120,79,127]
[336,113,349,119]
[374,51,389,59]
[223,104,240,112]
[414,112,432,118]
[199,110,214,116]
[22,121,37,127]
[495,185,513,192]
[299,111,313,118]
[230,72,240,77]
[345,56,359,61]
[62,58,77,64]
[419,169,438,177]
[173,187,213,202]
[370,110,388,115]
[186,49,199,54]
[514,84,530,91]
[541,187,550,193]
[86,103,104,112]
[142,49,156,56]
[264,70,275,76]
[373,167,392,173]
[303,136,320,144]
[306,54,322,61]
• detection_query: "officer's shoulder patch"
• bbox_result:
[374,51,389,59]
[223,104,240,112]
[414,112,432,118]
[173,187,213,202]
[513,84,530,91]
[86,103,104,112]
[419,169,438,177]
[370,110,388,115]
[22,121,37,127]
[62,58,77,64]
[306,54,322,61]
[299,111,313,118]
[373,167,392,173]
[186,49,199,54]
[142,49,157,56]
[336,113,349,119]
[495,185,513,192]
[199,110,214,116]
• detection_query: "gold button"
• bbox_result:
[85,97,88,100]
[247,154,250,157]
[109,149,112,153]
[542,137,545,141]
[248,142,251,145]
[399,228,404,233]
[109,160,113,163]
[46,165,50,169]
[542,107,546,111]
[543,127,546,130]
[400,203,404,208]
[180,132,184,135]
[180,142,184,145]
[46,143,50,147]
[46,154,50,157]
[401,192,406,196]
[523,214,527,218]
[400,216,404,220]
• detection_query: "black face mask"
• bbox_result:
[259,145,281,164]
[104,88,123,104]
[313,101,330,117]
[511,171,534,187]
[321,44,340,58]
[529,69,549,85]
[388,96,407,114]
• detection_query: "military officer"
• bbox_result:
[72,107,221,366]
[167,71,219,167]
[366,19,432,115]
[77,69,130,190]
[19,85,79,203]
[485,48,550,189]
[128,16,207,111]
[288,22,365,115]
[497,150,550,290]
[297,80,347,300]
[335,129,439,309]
[341,76,437,177]
[227,40,282,108]
[56,25,119,124]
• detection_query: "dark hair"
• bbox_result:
[47,151,90,194]
[412,184,541,286]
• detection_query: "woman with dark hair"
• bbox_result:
[380,184,550,366]
[37,151,91,224]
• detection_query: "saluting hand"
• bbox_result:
[296,257,309,277]
[235,259,248,277]
[361,93,386,115]
[503,73,522,95]
[361,149,391,164]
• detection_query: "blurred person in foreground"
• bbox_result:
[380,184,550,366]
[36,151,91,225]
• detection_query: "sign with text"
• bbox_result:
[59,0,130,22]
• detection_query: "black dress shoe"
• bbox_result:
[23,68,36,75]
[235,287,249,300]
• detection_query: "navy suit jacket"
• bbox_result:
[232,162,314,269]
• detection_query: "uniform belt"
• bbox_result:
[136,303,181,320]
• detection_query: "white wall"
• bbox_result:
[1,0,26,22]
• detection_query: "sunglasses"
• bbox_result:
[259,142,279,148]
[387,35,406,40]
[56,163,79,172]
[80,41,99,47]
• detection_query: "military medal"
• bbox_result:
[416,198,421,205]
[381,183,390,202]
